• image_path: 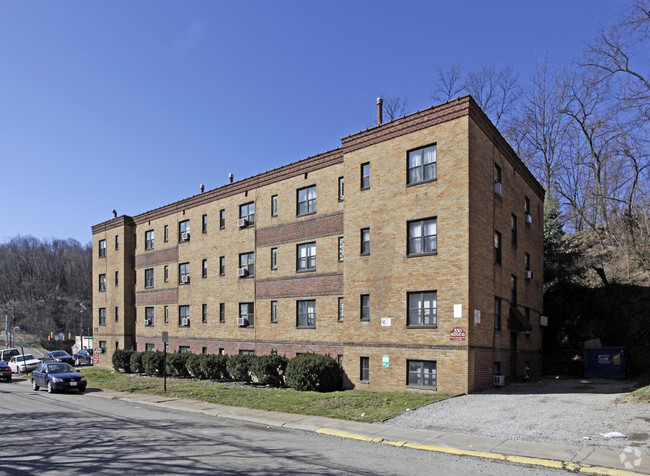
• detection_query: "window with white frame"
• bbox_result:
[239,302,254,327]
[144,268,154,289]
[360,356,369,382]
[99,341,107,354]
[164,265,168,282]
[219,256,225,276]
[407,217,437,256]
[271,195,278,217]
[297,242,316,272]
[271,247,278,270]
[179,220,190,242]
[99,239,106,257]
[99,308,106,326]
[145,230,154,250]
[164,225,169,243]
[202,303,207,323]
[271,300,277,323]
[407,291,437,327]
[145,307,154,326]
[338,237,344,262]
[179,346,191,353]
[338,177,344,201]
[202,214,207,233]
[220,209,225,229]
[239,252,255,277]
[145,343,155,352]
[239,202,255,226]
[407,360,437,388]
[164,305,169,323]
[360,228,370,255]
[202,259,207,278]
[99,274,106,292]
[179,305,190,327]
[360,294,370,321]
[297,300,316,328]
[219,303,225,323]
[338,297,344,322]
[179,262,190,284]
[360,163,370,189]
[407,144,437,184]
[297,185,316,216]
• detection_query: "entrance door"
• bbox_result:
[509,332,518,382]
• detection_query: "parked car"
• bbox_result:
[73,349,93,366]
[31,363,87,393]
[42,350,75,366]
[8,354,41,373]
[1,348,20,362]
[0,360,12,382]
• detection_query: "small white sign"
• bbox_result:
[381,318,392,327]
[474,309,481,324]
[382,355,389,367]
[454,304,463,318]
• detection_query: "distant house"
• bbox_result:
[91,95,544,394]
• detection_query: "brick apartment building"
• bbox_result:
[91,95,545,394]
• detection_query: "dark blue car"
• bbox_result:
[31,363,87,393]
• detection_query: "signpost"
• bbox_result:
[162,332,168,392]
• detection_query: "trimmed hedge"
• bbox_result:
[186,353,206,379]
[142,351,165,376]
[112,349,134,373]
[166,352,191,378]
[250,355,288,387]
[129,351,145,374]
[201,354,229,380]
[226,354,254,382]
[285,354,342,392]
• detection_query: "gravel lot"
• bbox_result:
[386,378,649,455]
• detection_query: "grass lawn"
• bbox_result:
[82,368,449,423]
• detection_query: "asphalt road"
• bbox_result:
[0,379,566,476]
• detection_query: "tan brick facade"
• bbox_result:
[91,96,544,394]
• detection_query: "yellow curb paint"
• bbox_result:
[316,428,383,443]
[402,443,506,461]
[564,462,580,472]
[506,455,565,470]
[578,466,641,476]
[383,441,407,447]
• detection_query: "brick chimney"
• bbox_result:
[377,97,383,125]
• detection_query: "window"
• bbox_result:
[407,291,437,327]
[145,307,154,326]
[202,214,207,233]
[239,202,255,226]
[297,242,316,272]
[271,301,277,323]
[179,346,191,354]
[219,348,225,355]
[179,305,190,327]
[360,228,370,255]
[219,256,225,276]
[164,265,168,283]
[202,259,208,278]
[337,355,344,368]
[99,239,106,258]
[179,220,190,242]
[511,275,517,306]
[525,252,531,272]
[271,195,278,217]
[360,357,369,382]
[271,248,278,270]
[179,262,190,284]
[115,271,119,286]
[202,303,207,323]
[525,307,530,324]
[219,303,225,323]
[338,177,344,201]
[407,218,437,256]
[407,360,437,388]
[494,231,502,265]
[145,344,155,352]
[239,302,254,327]
[524,196,531,216]
[145,230,154,250]
[202,347,208,354]
[494,361,502,375]
[511,214,517,246]
[338,297,344,322]
[360,162,370,189]
[99,341,107,354]
[407,144,437,184]
[338,237,344,262]
[297,185,316,216]
[297,300,316,328]
[144,268,154,288]
[494,297,502,331]
[164,305,169,323]
[99,308,106,326]
[494,164,502,184]
[115,307,119,322]
[239,252,255,277]
[115,235,119,250]
[99,274,106,292]
[239,350,254,355]
[220,209,225,229]
[164,225,169,243]
[360,294,370,321]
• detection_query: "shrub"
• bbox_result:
[285,354,342,392]
[142,351,166,376]
[201,354,229,380]
[250,354,288,387]
[226,354,254,382]
[166,352,191,378]
[186,353,207,379]
[112,349,134,373]
[129,351,145,374]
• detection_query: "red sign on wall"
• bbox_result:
[450,327,466,341]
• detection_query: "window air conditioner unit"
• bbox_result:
[525,270,533,280]
[494,183,505,197]
[525,213,532,225]
[238,218,248,229]
[181,318,189,327]
[493,375,505,386]
[237,267,249,277]
[145,319,152,326]
[237,317,248,327]
[181,275,189,284]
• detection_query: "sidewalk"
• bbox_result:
[88,389,649,475]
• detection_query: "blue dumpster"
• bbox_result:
[583,347,626,379]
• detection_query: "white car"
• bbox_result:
[8,354,41,373]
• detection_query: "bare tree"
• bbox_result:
[431,64,464,102]
[380,95,409,121]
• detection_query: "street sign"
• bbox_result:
[162,331,168,343]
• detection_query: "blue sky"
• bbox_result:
[0,1,627,245]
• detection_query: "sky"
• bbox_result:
[0,1,628,245]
